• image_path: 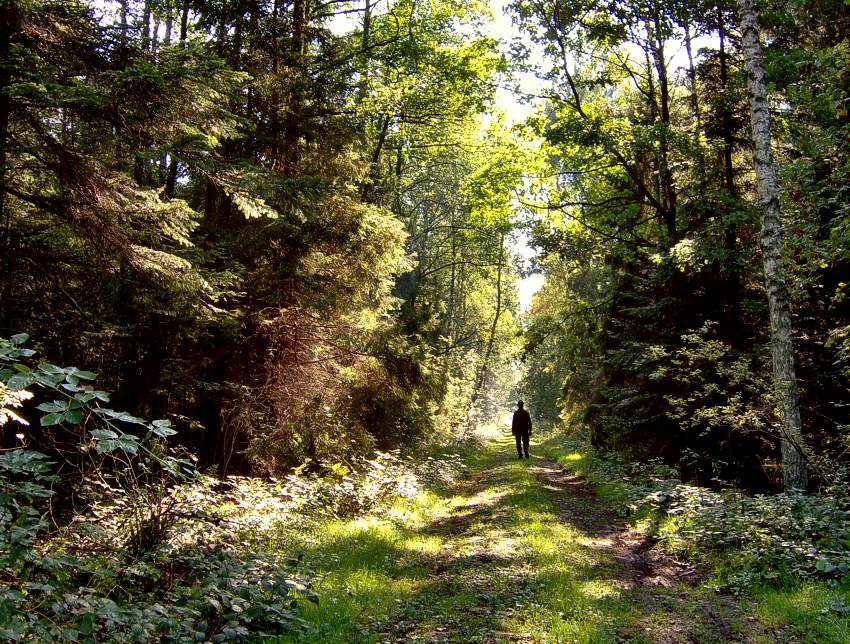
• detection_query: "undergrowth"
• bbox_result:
[1,334,474,642]
[2,444,471,641]
[543,427,850,639]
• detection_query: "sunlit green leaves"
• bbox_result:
[151,419,177,437]
[0,449,55,478]
[0,336,182,462]
[363,0,500,125]
[462,124,540,228]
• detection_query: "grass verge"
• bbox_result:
[268,429,647,642]
[538,427,850,643]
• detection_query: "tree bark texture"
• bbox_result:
[737,0,807,491]
[470,231,505,407]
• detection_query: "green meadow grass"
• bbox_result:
[750,584,850,643]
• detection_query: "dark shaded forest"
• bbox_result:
[1,0,521,477]
[515,0,850,494]
[2,0,850,640]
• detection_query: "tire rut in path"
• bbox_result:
[381,452,769,643]
[529,459,693,590]
[530,457,768,644]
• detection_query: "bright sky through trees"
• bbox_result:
[329,0,543,313]
[488,0,544,312]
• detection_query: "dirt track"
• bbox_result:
[377,445,777,643]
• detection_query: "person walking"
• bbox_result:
[511,400,532,459]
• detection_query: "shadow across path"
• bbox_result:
[288,436,775,643]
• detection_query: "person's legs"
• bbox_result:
[522,432,530,459]
[515,433,523,458]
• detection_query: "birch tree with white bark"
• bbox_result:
[737,0,808,491]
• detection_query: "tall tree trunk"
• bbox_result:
[164,0,173,46]
[359,0,371,103]
[683,20,701,136]
[738,0,807,491]
[470,232,506,412]
[446,216,457,342]
[152,13,160,53]
[215,4,227,57]
[179,3,189,43]
[719,25,736,197]
[361,114,389,202]
[649,17,677,245]
[164,3,190,198]
[719,22,742,335]
[142,2,151,51]
[120,0,129,42]
[232,12,243,69]
[118,0,129,67]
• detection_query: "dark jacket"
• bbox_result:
[512,408,532,435]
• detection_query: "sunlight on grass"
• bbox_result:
[489,441,643,643]
[754,583,850,642]
[454,488,512,511]
[273,432,663,642]
[271,493,451,642]
[579,579,621,599]
[281,572,421,644]
[347,516,390,531]
[525,526,583,559]
[386,491,450,529]
[313,567,418,602]
[507,596,621,644]
[472,532,518,555]
[473,423,510,440]
[403,534,443,555]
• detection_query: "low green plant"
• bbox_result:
[546,430,850,593]
[0,335,314,641]
[662,486,850,592]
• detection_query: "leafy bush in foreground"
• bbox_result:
[658,485,850,592]
[2,334,470,641]
[0,336,314,641]
[278,451,467,521]
[1,548,309,642]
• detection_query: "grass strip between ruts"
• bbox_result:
[263,427,850,642]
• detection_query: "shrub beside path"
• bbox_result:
[282,434,782,643]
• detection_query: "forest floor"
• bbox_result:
[273,431,792,643]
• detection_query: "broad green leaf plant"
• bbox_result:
[1,334,190,477]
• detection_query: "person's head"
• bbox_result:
[517,400,524,409]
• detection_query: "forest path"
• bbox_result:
[290,434,777,643]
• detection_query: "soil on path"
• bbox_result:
[528,459,766,643]
[378,444,774,643]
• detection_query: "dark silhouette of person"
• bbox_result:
[512,400,532,459]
